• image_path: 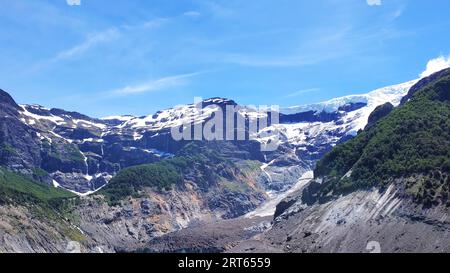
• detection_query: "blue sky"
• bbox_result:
[1,0,450,117]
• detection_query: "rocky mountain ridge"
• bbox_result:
[0,76,419,252]
[1,80,414,196]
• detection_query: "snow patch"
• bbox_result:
[101,115,135,122]
[52,179,61,188]
[281,80,417,115]
[246,171,314,218]
[19,105,64,124]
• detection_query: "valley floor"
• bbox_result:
[144,216,273,253]
[144,183,450,254]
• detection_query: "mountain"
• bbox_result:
[1,80,414,196]
[0,77,418,252]
[308,68,450,205]
[231,68,450,253]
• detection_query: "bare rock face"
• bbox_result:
[0,204,114,253]
[0,89,20,110]
[231,182,450,253]
[0,92,42,175]
[365,102,394,129]
[71,160,269,251]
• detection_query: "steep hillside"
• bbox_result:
[308,68,450,206]
[98,141,268,218]
[0,167,90,253]
[234,68,450,253]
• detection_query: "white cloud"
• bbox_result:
[367,0,382,6]
[108,72,203,96]
[67,0,81,6]
[52,17,168,62]
[141,17,169,29]
[284,88,320,98]
[212,27,362,68]
[30,16,169,73]
[221,54,312,67]
[390,8,404,20]
[219,51,344,67]
[203,2,234,17]
[183,11,201,18]
[53,28,119,61]
[420,55,450,78]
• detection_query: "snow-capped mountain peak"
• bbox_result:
[12,79,417,195]
[259,79,418,162]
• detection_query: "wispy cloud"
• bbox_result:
[52,28,120,62]
[25,27,121,74]
[30,16,169,73]
[220,53,345,67]
[391,8,404,20]
[203,1,234,17]
[106,72,204,97]
[420,55,450,78]
[140,17,170,29]
[283,88,320,98]
[215,28,351,67]
[209,23,410,68]
[66,0,81,6]
[50,71,206,107]
[183,11,201,18]
[54,17,168,62]
[367,0,382,6]
[220,53,319,67]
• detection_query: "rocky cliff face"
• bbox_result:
[72,153,269,252]
[231,183,450,253]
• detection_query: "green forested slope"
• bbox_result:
[313,69,450,206]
